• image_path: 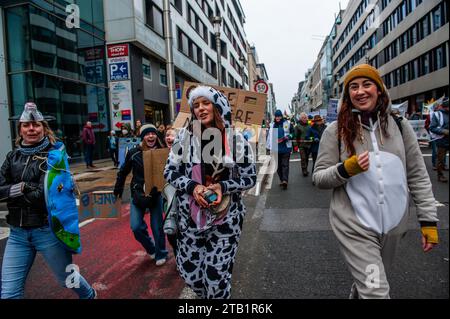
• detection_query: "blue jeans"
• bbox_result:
[1,226,94,299]
[431,140,437,167]
[84,144,94,166]
[130,196,168,261]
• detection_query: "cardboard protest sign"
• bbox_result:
[175,82,266,129]
[144,148,170,195]
[78,191,122,222]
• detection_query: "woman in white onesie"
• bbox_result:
[313,64,439,299]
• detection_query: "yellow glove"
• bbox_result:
[343,155,367,177]
[421,226,439,244]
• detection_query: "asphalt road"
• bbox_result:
[232,149,449,299]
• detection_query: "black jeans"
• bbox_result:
[277,152,291,183]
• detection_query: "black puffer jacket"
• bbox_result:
[0,140,52,227]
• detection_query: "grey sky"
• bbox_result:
[240,0,349,113]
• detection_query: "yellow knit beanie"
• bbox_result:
[343,64,385,93]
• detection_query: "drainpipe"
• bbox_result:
[163,0,177,123]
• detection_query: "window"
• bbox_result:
[143,58,152,79]
[177,28,203,67]
[146,0,164,36]
[205,55,217,78]
[159,65,167,86]
[172,0,183,14]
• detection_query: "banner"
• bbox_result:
[409,120,430,141]
[327,99,339,123]
[175,82,267,128]
[391,101,408,117]
[78,191,122,222]
[109,81,135,130]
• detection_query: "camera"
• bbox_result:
[164,210,177,235]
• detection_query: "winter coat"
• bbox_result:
[0,138,53,227]
[313,116,438,239]
[164,88,257,231]
[306,124,326,154]
[430,109,449,149]
[82,126,96,145]
[266,119,294,154]
[294,122,311,149]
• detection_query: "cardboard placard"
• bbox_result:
[144,148,170,195]
[78,191,122,222]
[175,82,266,128]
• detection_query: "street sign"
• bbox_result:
[109,62,129,81]
[107,44,130,82]
[254,80,269,94]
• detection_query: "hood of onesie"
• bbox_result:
[188,86,232,128]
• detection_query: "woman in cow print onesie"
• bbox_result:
[164,86,256,299]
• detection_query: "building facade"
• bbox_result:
[332,0,449,113]
[104,0,250,128]
[0,0,109,162]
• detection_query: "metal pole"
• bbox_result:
[216,32,222,86]
[163,0,177,123]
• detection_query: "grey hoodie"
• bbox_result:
[313,116,438,238]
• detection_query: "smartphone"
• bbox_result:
[203,190,218,204]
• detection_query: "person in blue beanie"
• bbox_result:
[266,109,294,189]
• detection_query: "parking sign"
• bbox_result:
[110,62,129,81]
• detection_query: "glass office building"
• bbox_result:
[2,0,108,160]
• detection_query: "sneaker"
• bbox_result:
[149,253,156,260]
[91,288,98,299]
[156,258,167,266]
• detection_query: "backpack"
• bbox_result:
[338,114,404,162]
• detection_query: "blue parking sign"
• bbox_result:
[110,62,129,81]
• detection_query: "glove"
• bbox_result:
[343,155,367,177]
[113,187,123,199]
[23,182,39,193]
[421,226,439,244]
[133,193,155,209]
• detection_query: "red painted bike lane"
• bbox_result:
[21,204,186,299]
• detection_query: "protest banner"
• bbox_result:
[78,191,122,222]
[175,82,266,129]
[143,148,171,195]
[409,120,430,141]
[327,99,339,123]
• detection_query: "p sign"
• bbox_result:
[110,62,129,81]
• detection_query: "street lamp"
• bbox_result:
[363,44,370,64]
[211,16,223,86]
[239,55,246,89]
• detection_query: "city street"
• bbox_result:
[0,148,447,299]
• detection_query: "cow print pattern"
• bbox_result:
[163,119,256,299]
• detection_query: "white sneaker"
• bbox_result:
[156,258,167,266]
[149,254,156,260]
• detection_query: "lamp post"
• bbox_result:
[239,55,246,89]
[363,44,370,64]
[211,16,223,86]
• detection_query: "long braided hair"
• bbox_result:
[337,86,391,157]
